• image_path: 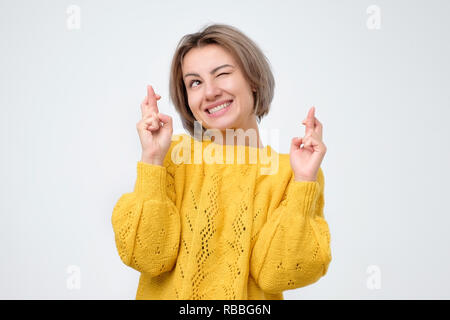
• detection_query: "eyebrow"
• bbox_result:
[183,64,234,79]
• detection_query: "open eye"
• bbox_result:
[189,80,200,88]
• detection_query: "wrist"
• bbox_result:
[140,155,164,166]
[294,175,316,182]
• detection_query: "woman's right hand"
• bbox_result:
[137,85,173,166]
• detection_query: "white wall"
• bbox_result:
[1,0,449,299]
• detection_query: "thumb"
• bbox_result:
[157,113,173,132]
[290,137,303,153]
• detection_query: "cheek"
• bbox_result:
[226,77,251,98]
[187,94,202,114]
[222,78,238,92]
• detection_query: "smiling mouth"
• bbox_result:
[206,100,233,114]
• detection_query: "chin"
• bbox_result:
[206,121,237,132]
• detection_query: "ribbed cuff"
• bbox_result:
[133,161,167,201]
[284,178,321,218]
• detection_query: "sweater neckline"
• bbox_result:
[204,140,270,151]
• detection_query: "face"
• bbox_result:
[182,44,257,136]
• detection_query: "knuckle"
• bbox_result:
[144,114,154,122]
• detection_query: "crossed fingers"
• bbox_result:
[301,106,323,141]
[140,85,162,130]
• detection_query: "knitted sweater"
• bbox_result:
[111,133,332,300]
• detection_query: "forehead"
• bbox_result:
[182,44,236,71]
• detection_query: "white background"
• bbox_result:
[1,0,449,299]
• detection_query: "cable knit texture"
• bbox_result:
[111,133,332,300]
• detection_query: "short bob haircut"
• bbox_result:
[169,23,275,137]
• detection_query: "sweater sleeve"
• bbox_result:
[111,155,181,277]
[250,167,332,294]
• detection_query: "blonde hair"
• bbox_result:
[169,23,275,137]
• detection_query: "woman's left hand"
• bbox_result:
[290,106,327,182]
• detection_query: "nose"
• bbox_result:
[204,80,222,101]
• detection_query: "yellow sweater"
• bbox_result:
[111,133,332,300]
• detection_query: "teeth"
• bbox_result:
[208,101,231,114]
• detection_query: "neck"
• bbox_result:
[208,115,264,148]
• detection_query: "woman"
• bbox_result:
[112,23,331,300]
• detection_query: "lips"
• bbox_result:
[205,100,233,118]
[204,99,233,113]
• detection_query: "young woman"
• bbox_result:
[112,24,331,300]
